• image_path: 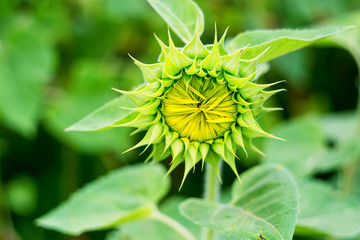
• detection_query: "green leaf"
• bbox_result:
[227,26,351,63]
[0,18,56,137]
[180,164,299,240]
[36,163,170,236]
[262,113,360,178]
[146,0,204,43]
[65,95,135,132]
[296,180,360,239]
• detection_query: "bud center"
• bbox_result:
[161,75,237,142]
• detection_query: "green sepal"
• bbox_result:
[182,138,191,156]
[250,88,286,109]
[222,145,241,183]
[238,46,270,77]
[129,55,164,83]
[163,155,184,180]
[113,82,161,106]
[123,98,160,115]
[146,141,170,163]
[163,131,178,156]
[221,49,242,75]
[162,52,182,79]
[154,34,170,62]
[224,72,255,89]
[242,127,282,140]
[211,139,226,160]
[207,68,219,78]
[180,150,201,190]
[252,106,283,119]
[188,141,200,167]
[183,23,209,59]
[197,67,207,77]
[237,104,250,114]
[156,78,174,87]
[240,111,284,141]
[168,31,193,69]
[215,73,226,85]
[224,131,237,158]
[148,84,165,98]
[158,124,169,140]
[231,124,247,156]
[183,74,192,90]
[212,139,241,183]
[201,31,221,72]
[199,143,210,170]
[112,112,156,128]
[218,27,229,56]
[235,93,252,106]
[171,138,184,160]
[241,81,283,99]
[123,122,163,154]
[238,111,259,129]
[185,58,200,75]
[244,137,265,156]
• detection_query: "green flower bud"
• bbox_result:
[113,26,284,187]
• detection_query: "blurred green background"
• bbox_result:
[0,0,359,239]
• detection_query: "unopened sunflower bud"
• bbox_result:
[113,26,283,186]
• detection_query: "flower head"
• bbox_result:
[114,26,283,187]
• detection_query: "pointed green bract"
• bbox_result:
[183,29,209,58]
[201,31,221,72]
[221,49,242,75]
[129,56,164,83]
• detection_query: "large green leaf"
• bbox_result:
[296,180,360,238]
[36,163,170,236]
[262,113,360,178]
[227,27,351,63]
[146,0,204,43]
[0,18,56,137]
[180,164,299,240]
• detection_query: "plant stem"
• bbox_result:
[201,161,223,240]
[152,210,195,240]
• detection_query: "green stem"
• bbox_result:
[201,161,222,240]
[152,210,195,240]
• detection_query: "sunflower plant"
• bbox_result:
[36,0,350,239]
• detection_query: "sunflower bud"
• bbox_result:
[114,26,283,187]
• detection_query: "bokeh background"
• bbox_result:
[1,0,360,239]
